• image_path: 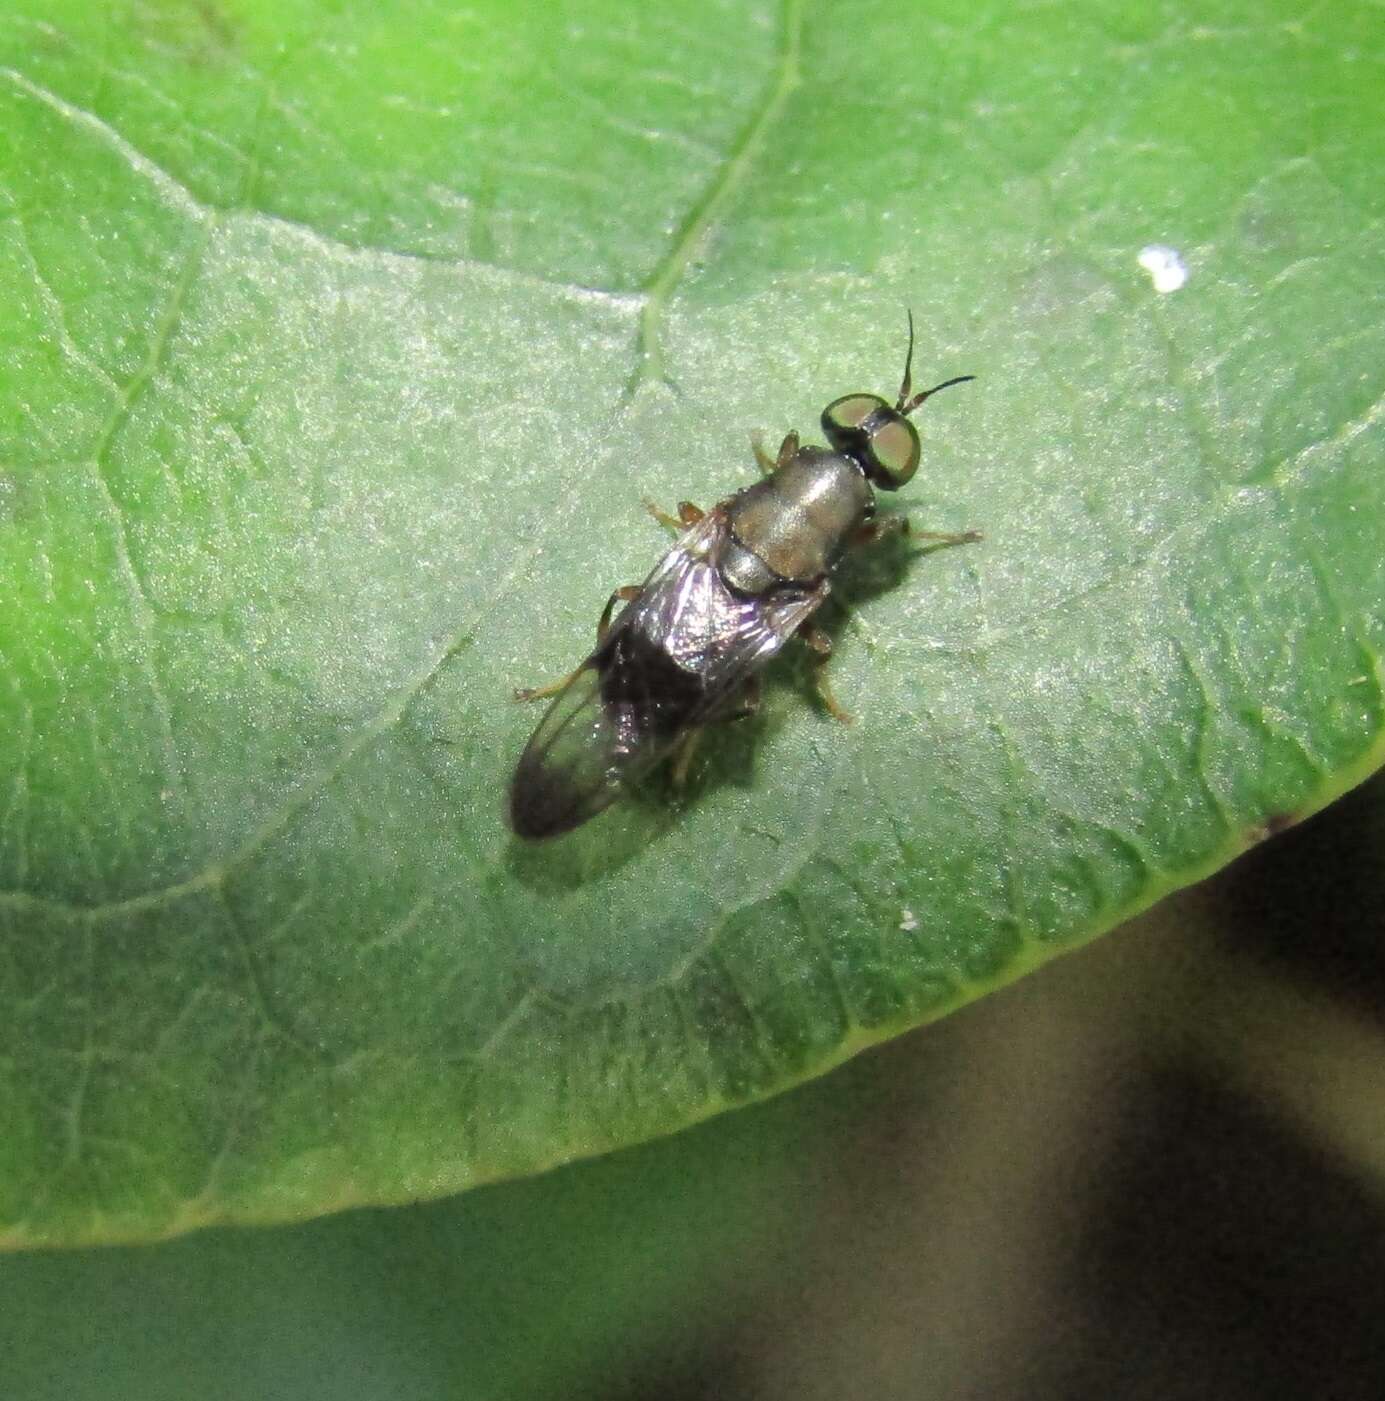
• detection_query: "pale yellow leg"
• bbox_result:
[912,526,983,545]
[849,518,982,549]
[800,625,852,725]
[514,670,580,703]
[751,430,800,475]
[515,583,640,701]
[598,585,641,640]
[643,499,705,533]
[669,727,704,788]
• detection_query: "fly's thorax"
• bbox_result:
[723,447,874,592]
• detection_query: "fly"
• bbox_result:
[508,314,979,840]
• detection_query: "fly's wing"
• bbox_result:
[631,511,830,725]
[509,512,828,839]
[508,661,652,839]
[508,608,707,839]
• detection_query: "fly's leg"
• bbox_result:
[666,680,759,801]
[514,670,580,703]
[514,584,640,700]
[850,518,982,549]
[777,431,801,469]
[848,517,903,549]
[725,675,761,723]
[703,675,762,727]
[911,526,984,546]
[669,727,704,790]
[643,499,705,533]
[669,680,759,792]
[597,585,642,642]
[751,430,800,476]
[800,625,852,725]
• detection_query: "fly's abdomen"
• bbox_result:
[508,633,707,840]
[599,628,708,739]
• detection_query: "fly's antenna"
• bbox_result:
[896,308,918,410]
[897,309,975,416]
[904,374,976,414]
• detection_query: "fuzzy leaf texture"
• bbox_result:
[0,0,1382,1246]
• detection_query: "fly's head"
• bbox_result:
[821,311,973,492]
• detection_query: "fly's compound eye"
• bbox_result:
[867,413,921,488]
[822,394,884,454]
[822,394,920,490]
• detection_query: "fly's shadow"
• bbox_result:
[837,515,970,602]
[505,522,979,891]
[504,687,778,892]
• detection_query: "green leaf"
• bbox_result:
[0,1075,825,1398]
[1,0,1382,1247]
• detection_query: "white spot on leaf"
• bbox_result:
[1138,244,1189,293]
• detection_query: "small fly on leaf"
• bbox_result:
[509,314,979,840]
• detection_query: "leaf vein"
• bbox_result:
[623,0,804,399]
[0,66,646,308]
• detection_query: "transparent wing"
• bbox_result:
[508,661,656,839]
[508,512,827,839]
[621,510,829,718]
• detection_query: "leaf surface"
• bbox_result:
[1,0,1382,1245]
